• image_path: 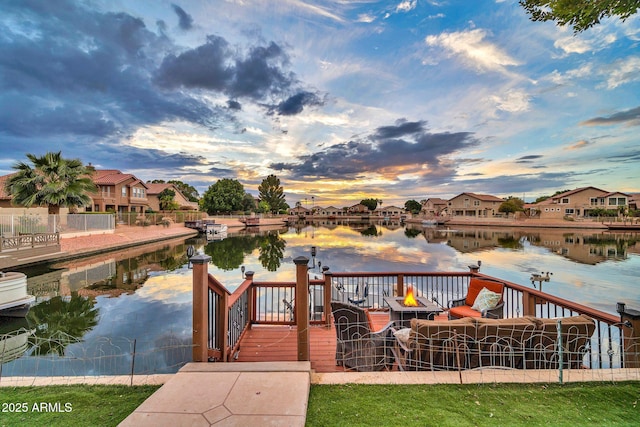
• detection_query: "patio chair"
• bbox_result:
[330,301,396,371]
[448,278,505,319]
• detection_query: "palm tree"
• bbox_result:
[5,151,97,215]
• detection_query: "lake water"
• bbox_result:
[2,222,639,376]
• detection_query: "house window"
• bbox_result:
[590,198,598,205]
[463,198,470,208]
[561,198,569,204]
[617,197,626,205]
[473,200,480,206]
[122,187,127,197]
[565,208,574,215]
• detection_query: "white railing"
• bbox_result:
[0,214,115,237]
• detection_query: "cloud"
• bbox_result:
[270,119,479,181]
[600,57,640,89]
[171,4,194,30]
[490,89,531,113]
[565,140,594,150]
[515,155,543,164]
[396,1,417,13]
[580,106,640,126]
[424,29,520,74]
[269,91,325,116]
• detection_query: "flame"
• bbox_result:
[403,286,418,307]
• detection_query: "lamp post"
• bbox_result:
[186,245,195,269]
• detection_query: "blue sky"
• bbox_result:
[1,0,639,206]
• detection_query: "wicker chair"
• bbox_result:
[330,301,396,371]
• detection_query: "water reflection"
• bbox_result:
[0,222,638,376]
[27,293,98,355]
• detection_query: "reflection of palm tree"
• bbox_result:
[404,228,422,238]
[27,293,98,355]
[258,232,286,271]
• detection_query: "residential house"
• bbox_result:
[146,183,199,211]
[531,187,631,220]
[420,198,448,217]
[376,206,405,218]
[289,205,311,217]
[89,170,149,215]
[447,193,505,218]
[347,203,370,214]
[317,206,343,217]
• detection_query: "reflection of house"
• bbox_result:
[421,198,448,217]
[146,183,199,211]
[89,170,149,214]
[448,193,504,217]
[531,187,630,220]
[528,230,628,265]
[375,206,405,218]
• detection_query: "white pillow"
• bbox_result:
[471,287,501,312]
[393,328,411,345]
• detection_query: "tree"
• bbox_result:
[149,179,199,202]
[258,175,286,213]
[404,199,422,214]
[158,188,179,211]
[5,151,96,215]
[499,196,525,216]
[200,179,246,214]
[168,180,199,202]
[360,198,379,211]
[519,0,640,33]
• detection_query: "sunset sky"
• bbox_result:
[2,0,639,207]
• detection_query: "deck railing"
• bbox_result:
[194,258,636,370]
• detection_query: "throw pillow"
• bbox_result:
[471,287,501,312]
[393,328,411,345]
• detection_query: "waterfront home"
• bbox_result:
[375,205,405,219]
[530,187,631,220]
[447,193,505,218]
[145,182,199,211]
[88,169,149,215]
[420,198,448,217]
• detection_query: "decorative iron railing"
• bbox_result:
[0,233,60,251]
[201,265,632,370]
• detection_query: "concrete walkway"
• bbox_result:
[119,362,311,427]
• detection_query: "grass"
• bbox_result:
[0,384,159,427]
[306,382,640,427]
[1,382,638,426]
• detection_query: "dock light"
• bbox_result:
[241,265,245,277]
[186,245,195,269]
[311,246,317,258]
[617,302,626,314]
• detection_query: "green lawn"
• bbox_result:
[0,385,159,427]
[1,382,638,427]
[306,382,640,427]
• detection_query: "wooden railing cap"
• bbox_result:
[190,254,211,264]
[293,256,309,265]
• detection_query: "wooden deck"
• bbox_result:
[234,311,394,372]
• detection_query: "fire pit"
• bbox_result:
[384,288,442,326]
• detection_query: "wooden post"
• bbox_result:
[192,254,211,362]
[294,256,310,361]
[323,270,333,328]
[245,271,255,323]
[396,274,404,297]
[618,304,640,368]
[521,290,537,316]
